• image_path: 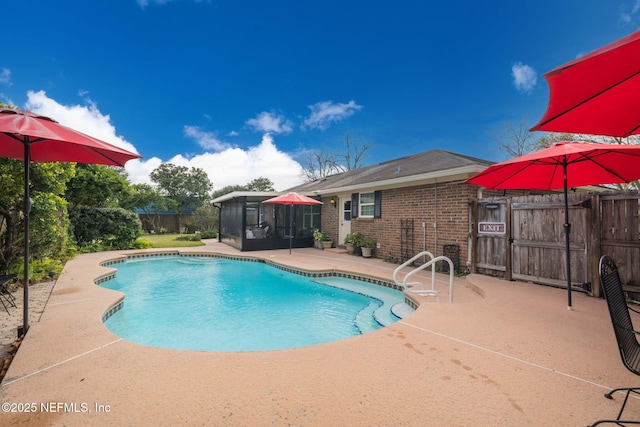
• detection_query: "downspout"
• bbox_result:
[434,179,438,257]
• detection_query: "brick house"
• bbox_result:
[286,149,493,270]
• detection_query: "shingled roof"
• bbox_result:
[287,149,493,194]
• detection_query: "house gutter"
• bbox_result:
[308,165,487,195]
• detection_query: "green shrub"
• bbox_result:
[11,257,65,284]
[132,238,153,249]
[344,232,363,245]
[175,234,201,242]
[199,230,218,239]
[69,207,142,250]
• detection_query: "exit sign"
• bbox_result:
[478,222,505,235]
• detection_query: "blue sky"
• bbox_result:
[2,1,639,191]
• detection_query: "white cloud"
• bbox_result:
[164,133,304,191]
[302,100,363,130]
[511,62,537,94]
[246,111,293,134]
[184,125,230,150]
[621,0,640,23]
[25,90,139,155]
[20,91,303,190]
[137,0,172,7]
[0,68,11,86]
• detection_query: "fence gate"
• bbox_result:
[471,194,589,290]
[470,198,509,276]
[510,194,589,290]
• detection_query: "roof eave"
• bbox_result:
[307,165,488,195]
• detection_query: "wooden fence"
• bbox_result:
[470,191,640,298]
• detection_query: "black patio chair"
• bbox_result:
[590,255,640,426]
[0,273,18,315]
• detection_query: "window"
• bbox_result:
[302,205,321,229]
[359,192,375,218]
[352,191,381,219]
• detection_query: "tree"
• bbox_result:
[300,150,341,182]
[212,184,247,199]
[496,120,640,190]
[0,158,75,274]
[65,164,131,208]
[191,204,218,233]
[496,120,544,158]
[245,177,275,192]
[212,177,275,199]
[337,132,371,170]
[120,183,168,233]
[301,133,371,182]
[149,164,213,232]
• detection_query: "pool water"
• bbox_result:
[100,256,407,351]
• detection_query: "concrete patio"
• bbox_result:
[1,240,639,426]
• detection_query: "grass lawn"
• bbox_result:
[141,233,205,248]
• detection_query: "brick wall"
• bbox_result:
[319,195,340,246]
[321,181,480,269]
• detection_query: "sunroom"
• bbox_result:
[212,191,322,251]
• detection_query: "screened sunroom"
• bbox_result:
[212,192,322,251]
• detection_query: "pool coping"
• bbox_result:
[1,241,639,425]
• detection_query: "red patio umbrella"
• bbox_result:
[466,141,640,309]
[0,108,142,334]
[530,30,640,137]
[263,192,323,254]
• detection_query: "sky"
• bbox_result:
[2,1,640,191]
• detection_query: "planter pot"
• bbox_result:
[346,243,355,255]
[321,241,333,249]
[354,246,362,256]
[361,247,372,257]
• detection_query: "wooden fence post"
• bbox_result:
[505,197,512,281]
[589,193,602,297]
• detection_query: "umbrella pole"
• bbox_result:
[22,140,31,335]
[289,204,293,254]
[563,161,572,310]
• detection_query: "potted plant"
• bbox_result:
[313,229,333,249]
[344,232,362,255]
[360,237,377,258]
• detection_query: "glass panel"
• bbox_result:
[360,192,374,218]
[360,193,374,204]
[360,204,375,217]
[343,200,351,221]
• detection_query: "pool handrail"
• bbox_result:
[393,251,454,304]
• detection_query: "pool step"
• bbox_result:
[354,301,381,334]
[391,302,414,319]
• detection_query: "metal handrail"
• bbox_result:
[393,251,454,303]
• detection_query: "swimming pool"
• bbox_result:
[99,255,409,351]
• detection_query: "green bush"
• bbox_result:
[132,238,153,249]
[69,207,143,250]
[11,257,64,284]
[344,232,363,246]
[200,230,218,239]
[175,234,201,242]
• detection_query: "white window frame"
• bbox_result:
[359,192,375,218]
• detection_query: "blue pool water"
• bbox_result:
[100,256,407,351]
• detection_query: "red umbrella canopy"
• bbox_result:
[466,141,640,190]
[0,108,141,335]
[263,192,323,205]
[0,108,141,166]
[530,30,640,137]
